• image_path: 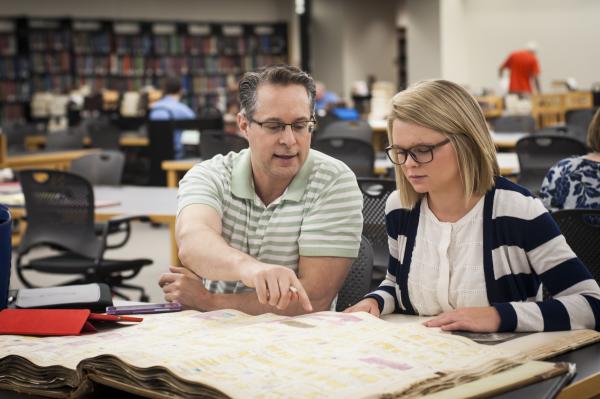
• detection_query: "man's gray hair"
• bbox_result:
[238,64,316,121]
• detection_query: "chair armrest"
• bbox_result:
[100,215,152,250]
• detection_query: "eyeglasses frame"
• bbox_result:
[385,138,451,165]
[248,116,317,135]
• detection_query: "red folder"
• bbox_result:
[0,309,142,336]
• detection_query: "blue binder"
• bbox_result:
[0,204,11,310]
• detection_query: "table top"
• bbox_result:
[94,185,177,223]
[5,149,97,168]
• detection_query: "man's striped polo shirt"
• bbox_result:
[178,148,363,294]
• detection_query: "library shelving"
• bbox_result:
[0,17,288,123]
[0,19,29,122]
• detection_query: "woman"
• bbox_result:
[346,80,600,332]
[539,108,600,211]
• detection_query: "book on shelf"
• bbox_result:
[1,309,597,399]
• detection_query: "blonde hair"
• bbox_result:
[387,79,499,208]
[587,108,600,152]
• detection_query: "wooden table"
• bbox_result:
[162,159,201,188]
[5,149,97,171]
[0,133,7,167]
[24,133,149,150]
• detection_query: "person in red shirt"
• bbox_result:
[499,42,541,95]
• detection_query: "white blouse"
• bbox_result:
[407,197,489,316]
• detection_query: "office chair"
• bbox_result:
[70,150,125,186]
[534,125,587,146]
[515,135,587,195]
[491,115,536,133]
[86,117,122,150]
[313,111,340,140]
[2,122,35,155]
[200,130,248,159]
[318,120,373,144]
[16,169,153,301]
[45,126,85,151]
[552,209,600,283]
[566,108,597,134]
[313,136,375,177]
[336,235,374,311]
[357,177,396,289]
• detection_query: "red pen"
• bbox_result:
[90,313,143,322]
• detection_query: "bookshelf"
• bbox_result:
[0,17,288,123]
[0,19,29,122]
[27,19,73,96]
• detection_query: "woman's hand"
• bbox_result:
[423,306,501,332]
[343,298,381,317]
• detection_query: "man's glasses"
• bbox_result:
[385,138,451,165]
[250,118,317,135]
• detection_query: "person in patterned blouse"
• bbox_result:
[540,108,600,212]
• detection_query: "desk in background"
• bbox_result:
[24,132,149,151]
[5,149,97,171]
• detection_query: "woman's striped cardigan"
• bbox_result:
[366,177,600,332]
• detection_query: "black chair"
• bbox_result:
[45,126,85,151]
[2,122,36,154]
[15,169,152,301]
[566,108,597,134]
[313,111,340,140]
[318,120,373,144]
[491,115,536,133]
[147,118,223,186]
[70,150,125,186]
[200,130,248,159]
[313,136,375,177]
[552,209,600,283]
[535,125,587,146]
[336,235,374,311]
[515,135,587,195]
[86,117,122,150]
[357,177,396,289]
[70,151,134,250]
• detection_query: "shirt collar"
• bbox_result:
[231,149,314,203]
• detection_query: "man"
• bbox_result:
[159,65,363,315]
[149,76,196,159]
[498,42,541,95]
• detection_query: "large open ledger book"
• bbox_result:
[0,310,598,398]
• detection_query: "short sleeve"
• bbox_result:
[177,156,228,217]
[298,168,363,258]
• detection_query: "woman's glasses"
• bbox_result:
[385,138,450,165]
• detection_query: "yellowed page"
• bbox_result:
[0,310,528,398]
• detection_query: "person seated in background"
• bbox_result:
[159,65,363,315]
[346,79,600,332]
[315,81,340,112]
[149,76,196,159]
[540,108,600,212]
